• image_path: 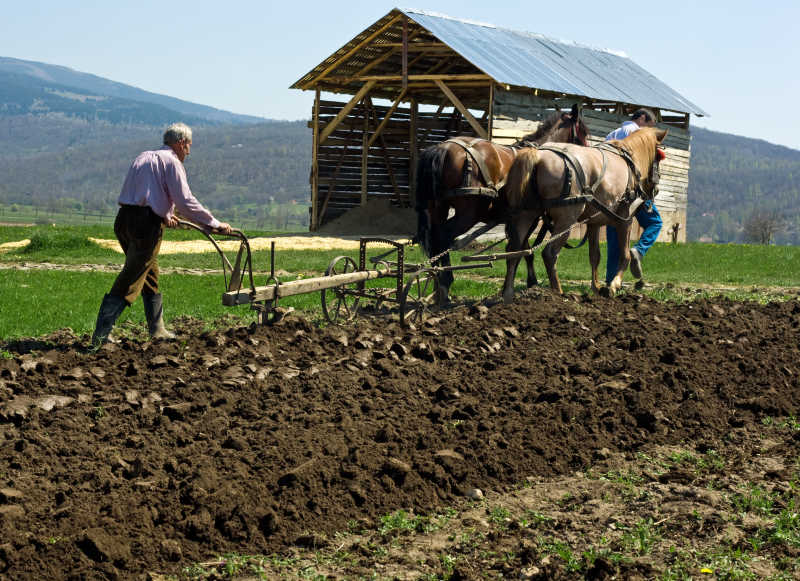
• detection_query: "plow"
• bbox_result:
[178,220,502,327]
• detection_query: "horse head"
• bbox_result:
[563,104,589,147]
[616,127,668,199]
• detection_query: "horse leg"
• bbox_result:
[587,225,601,294]
[541,213,576,294]
[433,202,484,304]
[522,214,542,288]
[608,223,632,295]
[426,202,454,305]
[502,212,535,304]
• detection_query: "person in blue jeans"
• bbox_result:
[605,108,663,283]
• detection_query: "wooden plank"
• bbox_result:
[357,74,491,82]
[376,42,449,49]
[401,17,408,90]
[303,13,404,89]
[487,82,494,141]
[367,89,407,148]
[223,269,388,306]
[319,123,359,225]
[348,29,424,81]
[435,79,488,139]
[319,81,376,145]
[361,101,369,206]
[310,90,321,231]
[367,97,401,201]
[409,97,418,209]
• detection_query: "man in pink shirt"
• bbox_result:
[92,123,231,346]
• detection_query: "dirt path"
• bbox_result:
[1,291,799,579]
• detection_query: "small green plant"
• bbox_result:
[730,484,775,516]
[91,405,105,420]
[602,469,644,487]
[549,540,583,573]
[519,510,553,528]
[0,350,12,359]
[378,509,441,535]
[780,416,800,431]
[488,506,511,526]
[620,518,661,555]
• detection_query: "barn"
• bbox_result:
[291,8,707,241]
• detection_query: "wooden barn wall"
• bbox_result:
[492,91,691,243]
[316,99,483,226]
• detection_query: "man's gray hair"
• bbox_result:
[163,123,193,145]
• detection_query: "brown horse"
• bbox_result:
[502,126,668,302]
[415,105,588,303]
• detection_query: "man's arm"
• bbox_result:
[163,159,222,230]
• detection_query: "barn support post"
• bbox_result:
[361,98,370,207]
[402,16,408,90]
[488,83,495,141]
[409,97,418,208]
[311,89,321,231]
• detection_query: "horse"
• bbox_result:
[415,105,588,304]
[501,126,668,302]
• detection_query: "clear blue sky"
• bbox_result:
[3,1,799,150]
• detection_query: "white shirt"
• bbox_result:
[605,120,641,142]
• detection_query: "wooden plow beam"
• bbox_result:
[222,268,391,306]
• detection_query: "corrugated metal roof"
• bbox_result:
[291,8,706,117]
[404,9,706,116]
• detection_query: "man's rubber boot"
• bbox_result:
[629,248,643,279]
[91,294,127,346]
[143,293,176,340]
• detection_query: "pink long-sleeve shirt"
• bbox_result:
[117,146,220,229]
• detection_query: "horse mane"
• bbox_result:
[516,110,570,145]
[608,127,664,179]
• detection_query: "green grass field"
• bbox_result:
[2,224,799,340]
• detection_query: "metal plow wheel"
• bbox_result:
[321,256,361,323]
[401,270,437,327]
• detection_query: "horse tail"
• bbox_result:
[505,148,539,209]
[414,145,449,256]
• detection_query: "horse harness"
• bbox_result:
[531,142,653,225]
[440,137,528,201]
[524,142,658,250]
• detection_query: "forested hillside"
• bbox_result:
[0,120,310,212]
[688,127,800,244]
[1,55,799,242]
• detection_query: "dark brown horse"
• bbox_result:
[415,105,588,303]
[502,127,668,301]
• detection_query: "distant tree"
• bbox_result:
[712,210,738,243]
[743,210,784,244]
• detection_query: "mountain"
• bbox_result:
[0,121,310,212]
[688,127,800,244]
[0,57,264,125]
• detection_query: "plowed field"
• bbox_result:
[1,290,799,579]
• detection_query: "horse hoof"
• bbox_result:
[598,286,611,298]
